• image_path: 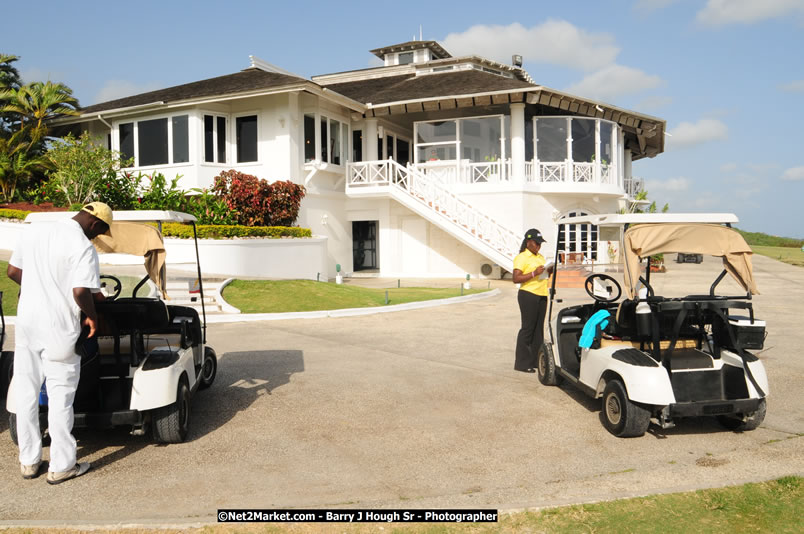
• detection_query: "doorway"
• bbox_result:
[557,210,598,263]
[352,221,378,271]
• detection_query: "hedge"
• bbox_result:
[0,208,31,220]
[0,209,311,239]
[161,223,312,239]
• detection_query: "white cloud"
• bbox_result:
[93,80,162,105]
[667,118,728,148]
[696,0,804,26]
[781,166,804,181]
[441,21,619,72]
[779,80,804,92]
[646,177,691,192]
[564,64,663,101]
[720,163,738,172]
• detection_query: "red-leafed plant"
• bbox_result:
[268,180,306,226]
[212,170,272,227]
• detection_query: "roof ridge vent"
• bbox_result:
[248,55,305,79]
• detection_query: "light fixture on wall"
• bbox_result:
[321,214,329,226]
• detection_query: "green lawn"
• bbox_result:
[0,260,18,316]
[752,245,804,267]
[222,279,488,313]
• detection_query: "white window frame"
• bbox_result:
[201,112,228,165]
[413,114,505,164]
[303,109,350,167]
[233,110,260,165]
[114,112,191,169]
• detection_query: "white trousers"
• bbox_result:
[13,344,81,473]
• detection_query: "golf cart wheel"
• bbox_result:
[537,343,562,386]
[8,414,17,446]
[601,379,650,438]
[152,377,190,443]
[717,398,767,431]
[198,347,217,390]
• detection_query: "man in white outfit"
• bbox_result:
[7,202,112,484]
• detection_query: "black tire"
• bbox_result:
[717,398,767,431]
[198,346,217,390]
[601,379,651,437]
[9,413,18,446]
[152,377,190,443]
[537,343,562,386]
[1,351,13,399]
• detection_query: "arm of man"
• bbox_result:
[73,287,99,338]
[7,264,22,285]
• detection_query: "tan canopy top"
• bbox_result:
[622,223,758,299]
[93,222,167,298]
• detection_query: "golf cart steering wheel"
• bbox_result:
[99,275,122,301]
[584,273,622,303]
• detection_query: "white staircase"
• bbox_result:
[164,280,226,315]
[346,160,520,272]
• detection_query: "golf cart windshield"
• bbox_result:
[622,223,758,299]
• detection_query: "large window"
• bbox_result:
[236,115,258,163]
[119,114,189,168]
[535,118,567,161]
[415,116,504,163]
[204,114,227,163]
[303,112,349,165]
[534,117,619,166]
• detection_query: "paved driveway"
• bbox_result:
[0,255,802,526]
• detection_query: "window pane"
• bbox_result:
[535,118,567,162]
[204,115,214,162]
[172,115,189,163]
[417,145,456,161]
[377,131,383,160]
[600,121,613,166]
[398,51,413,65]
[397,139,410,166]
[417,121,456,143]
[320,117,328,162]
[138,118,168,166]
[304,114,316,162]
[525,118,534,160]
[341,123,348,163]
[236,115,258,163]
[386,135,393,160]
[119,122,134,167]
[352,129,362,162]
[572,118,595,163]
[460,117,501,162]
[217,116,226,163]
[330,118,340,165]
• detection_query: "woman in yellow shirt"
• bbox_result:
[512,228,553,372]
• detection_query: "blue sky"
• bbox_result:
[4,0,803,237]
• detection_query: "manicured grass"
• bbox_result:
[751,245,804,268]
[0,261,18,316]
[222,279,489,313]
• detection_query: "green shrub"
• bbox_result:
[161,223,311,239]
[96,170,139,209]
[268,179,306,226]
[736,229,803,248]
[0,208,30,220]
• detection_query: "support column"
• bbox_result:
[365,118,378,161]
[510,103,526,183]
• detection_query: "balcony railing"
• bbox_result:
[413,159,621,188]
[624,176,645,198]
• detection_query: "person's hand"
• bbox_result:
[83,315,98,338]
[535,266,545,276]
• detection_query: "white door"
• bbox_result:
[401,218,428,274]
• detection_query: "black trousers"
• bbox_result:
[515,291,548,371]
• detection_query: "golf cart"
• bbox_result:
[538,213,768,437]
[5,210,217,443]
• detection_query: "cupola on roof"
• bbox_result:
[370,41,452,60]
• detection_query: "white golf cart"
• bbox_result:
[537,213,768,437]
[5,210,217,443]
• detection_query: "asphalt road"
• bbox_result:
[0,255,802,527]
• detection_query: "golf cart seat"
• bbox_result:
[97,298,170,333]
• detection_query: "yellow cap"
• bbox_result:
[81,202,113,226]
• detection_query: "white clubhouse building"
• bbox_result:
[61,40,665,278]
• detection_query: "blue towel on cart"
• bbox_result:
[579,310,611,349]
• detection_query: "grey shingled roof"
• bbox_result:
[323,70,536,106]
[79,68,307,115]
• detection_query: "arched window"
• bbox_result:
[557,210,598,262]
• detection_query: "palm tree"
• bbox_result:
[0,80,79,132]
[0,126,51,202]
[0,54,21,90]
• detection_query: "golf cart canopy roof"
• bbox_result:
[23,210,197,224]
[622,222,757,299]
[22,210,195,298]
[558,213,739,227]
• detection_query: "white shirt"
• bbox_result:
[10,219,100,361]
